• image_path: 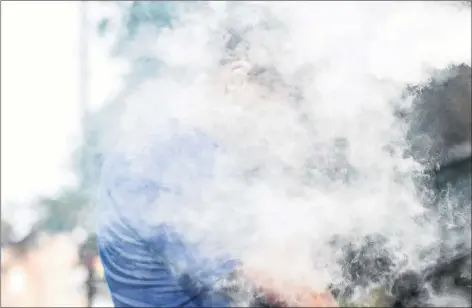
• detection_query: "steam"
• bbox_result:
[102,1,470,305]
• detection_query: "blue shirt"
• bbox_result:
[97,130,238,307]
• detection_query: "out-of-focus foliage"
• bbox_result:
[97,1,205,49]
[38,189,89,233]
[118,1,177,40]
[38,109,113,233]
[97,1,209,80]
[97,2,177,77]
[1,219,14,245]
[38,2,178,234]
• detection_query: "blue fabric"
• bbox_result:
[97,130,238,307]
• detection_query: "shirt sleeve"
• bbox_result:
[97,133,237,307]
[97,153,203,307]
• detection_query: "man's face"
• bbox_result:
[218,60,292,107]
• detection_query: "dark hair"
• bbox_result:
[406,64,471,168]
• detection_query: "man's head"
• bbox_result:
[214,28,293,106]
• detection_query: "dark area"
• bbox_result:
[79,236,99,307]
[328,64,472,307]
[405,64,471,168]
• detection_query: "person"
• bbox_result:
[97,46,337,307]
[79,237,98,307]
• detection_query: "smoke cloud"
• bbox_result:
[100,1,471,305]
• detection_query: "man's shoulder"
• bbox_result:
[97,129,217,240]
[101,129,217,190]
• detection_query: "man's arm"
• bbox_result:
[97,144,236,308]
[97,154,203,307]
[98,229,200,307]
[97,134,336,307]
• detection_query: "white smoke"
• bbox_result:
[101,1,471,305]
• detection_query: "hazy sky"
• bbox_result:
[1,1,120,207]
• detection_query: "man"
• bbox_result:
[97,48,338,307]
[97,134,238,307]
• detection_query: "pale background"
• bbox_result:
[2,1,119,306]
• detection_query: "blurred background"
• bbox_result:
[1,1,175,306]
